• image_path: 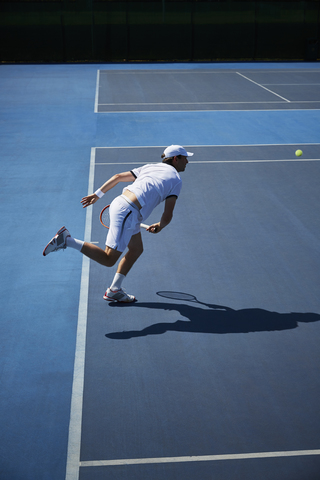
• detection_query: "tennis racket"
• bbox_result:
[100,205,149,229]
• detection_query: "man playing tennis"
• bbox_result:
[43,145,193,302]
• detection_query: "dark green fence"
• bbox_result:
[0,1,319,63]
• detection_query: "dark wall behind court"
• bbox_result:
[0,0,319,63]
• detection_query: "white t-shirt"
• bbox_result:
[124,162,182,221]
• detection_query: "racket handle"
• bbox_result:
[140,223,149,229]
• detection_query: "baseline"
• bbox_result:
[96,105,320,113]
[95,159,320,166]
[80,449,320,467]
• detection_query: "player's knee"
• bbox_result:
[104,257,117,267]
[136,244,144,257]
[104,247,122,267]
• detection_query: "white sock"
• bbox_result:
[66,237,84,252]
[110,273,125,291]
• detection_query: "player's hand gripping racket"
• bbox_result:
[100,205,149,230]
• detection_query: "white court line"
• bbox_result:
[190,159,320,164]
[236,72,291,103]
[65,148,96,480]
[263,83,320,86]
[99,70,320,75]
[96,106,320,114]
[94,143,320,148]
[98,101,293,106]
[80,449,320,467]
[99,71,239,75]
[94,70,100,113]
[95,159,320,166]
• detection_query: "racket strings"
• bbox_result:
[100,206,110,228]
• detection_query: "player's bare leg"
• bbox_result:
[104,233,143,302]
[117,232,144,276]
[81,242,122,267]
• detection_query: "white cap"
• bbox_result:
[163,145,194,158]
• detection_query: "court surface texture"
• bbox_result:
[0,62,320,480]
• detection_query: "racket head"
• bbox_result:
[100,204,111,229]
[100,205,149,230]
[157,291,197,302]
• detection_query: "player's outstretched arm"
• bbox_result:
[81,171,135,208]
[147,196,177,233]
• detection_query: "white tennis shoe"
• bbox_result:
[103,288,136,303]
[43,226,71,256]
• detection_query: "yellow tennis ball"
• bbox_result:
[295,149,303,157]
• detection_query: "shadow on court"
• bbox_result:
[105,296,320,340]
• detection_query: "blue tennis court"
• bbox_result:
[0,62,320,480]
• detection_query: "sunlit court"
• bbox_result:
[1,2,320,479]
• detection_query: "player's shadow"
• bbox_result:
[105,294,320,340]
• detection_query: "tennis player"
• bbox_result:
[43,145,193,302]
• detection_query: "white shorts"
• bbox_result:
[105,195,143,252]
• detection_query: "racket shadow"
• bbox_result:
[105,293,320,340]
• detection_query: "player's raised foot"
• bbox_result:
[43,226,71,256]
[103,288,136,303]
